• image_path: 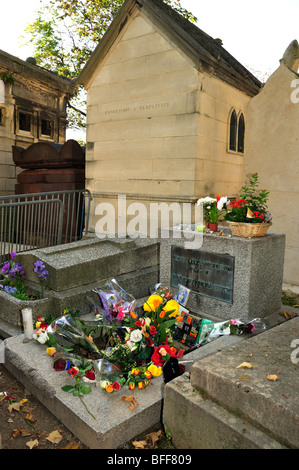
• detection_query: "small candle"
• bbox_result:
[22,308,34,340]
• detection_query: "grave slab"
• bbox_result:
[3,326,248,449]
[163,316,299,449]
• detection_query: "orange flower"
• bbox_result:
[131,368,140,376]
[106,384,114,393]
[176,316,183,323]
[130,311,137,319]
[129,382,135,390]
[138,382,145,389]
[159,310,166,318]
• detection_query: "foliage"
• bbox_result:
[0,72,16,85]
[225,173,271,224]
[22,0,197,130]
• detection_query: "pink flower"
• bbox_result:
[231,319,238,325]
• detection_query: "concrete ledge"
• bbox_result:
[3,334,164,449]
[190,317,299,448]
[163,373,286,449]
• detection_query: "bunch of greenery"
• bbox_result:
[225,173,271,223]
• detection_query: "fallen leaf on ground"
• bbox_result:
[26,439,39,449]
[236,362,253,369]
[283,310,292,319]
[113,395,140,411]
[146,429,163,446]
[239,374,250,381]
[132,439,148,449]
[46,430,63,444]
[61,441,80,449]
[267,374,279,381]
[25,413,35,423]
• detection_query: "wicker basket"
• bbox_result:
[227,221,272,238]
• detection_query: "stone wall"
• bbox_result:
[243,61,299,289]
[85,10,252,235]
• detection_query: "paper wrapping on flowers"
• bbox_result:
[46,314,101,356]
[175,315,260,348]
[93,278,136,323]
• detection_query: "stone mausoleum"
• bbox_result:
[78,0,261,234]
[0,49,76,195]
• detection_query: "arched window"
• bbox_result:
[228,109,245,154]
[229,110,237,151]
[237,113,245,153]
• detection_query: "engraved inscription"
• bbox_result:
[171,246,234,303]
[104,101,169,116]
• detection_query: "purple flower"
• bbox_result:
[1,262,10,275]
[10,252,17,261]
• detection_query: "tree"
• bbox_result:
[23,0,197,133]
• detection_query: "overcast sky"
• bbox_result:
[1,0,298,81]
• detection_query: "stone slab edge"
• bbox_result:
[190,317,299,448]
[163,373,286,449]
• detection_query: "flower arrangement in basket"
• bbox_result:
[224,173,272,237]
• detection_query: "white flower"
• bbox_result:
[217,196,228,211]
[99,379,110,390]
[197,197,216,205]
[33,330,49,344]
[126,340,138,351]
[144,317,151,326]
[130,329,143,343]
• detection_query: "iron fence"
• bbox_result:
[0,189,91,262]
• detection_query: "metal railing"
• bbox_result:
[0,189,91,262]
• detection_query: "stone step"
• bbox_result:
[164,317,299,449]
[163,373,286,449]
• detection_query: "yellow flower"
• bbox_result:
[46,347,56,356]
[143,295,163,312]
[36,321,41,329]
[164,299,179,317]
[147,364,162,377]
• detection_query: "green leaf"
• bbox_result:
[61,385,76,393]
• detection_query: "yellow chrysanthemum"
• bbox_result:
[164,299,179,317]
[46,347,56,356]
[143,294,163,312]
[147,364,162,377]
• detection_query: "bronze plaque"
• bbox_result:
[171,246,234,303]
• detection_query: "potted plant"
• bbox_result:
[197,196,228,231]
[224,173,272,237]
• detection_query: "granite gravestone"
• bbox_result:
[160,228,286,322]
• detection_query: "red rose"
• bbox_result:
[68,367,79,377]
[85,369,95,380]
[145,337,153,347]
[54,359,66,371]
[135,320,142,327]
[149,325,157,335]
[112,381,121,391]
[40,322,48,330]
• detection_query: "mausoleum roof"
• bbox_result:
[0,49,76,94]
[78,0,261,96]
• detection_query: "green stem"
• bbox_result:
[79,396,96,420]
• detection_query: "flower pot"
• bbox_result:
[227,221,272,238]
[209,223,218,232]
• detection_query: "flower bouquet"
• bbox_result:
[224,173,272,237]
[93,278,136,324]
[196,317,258,347]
